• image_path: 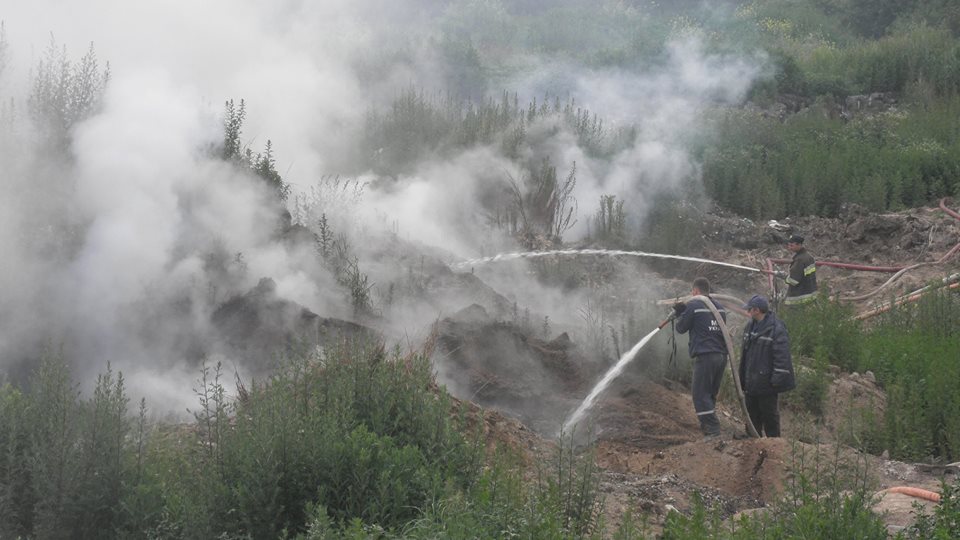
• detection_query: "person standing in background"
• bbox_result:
[783,234,818,305]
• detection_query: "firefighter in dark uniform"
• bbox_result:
[673,277,728,439]
[783,234,817,305]
[738,295,794,437]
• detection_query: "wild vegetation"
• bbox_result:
[661,442,889,539]
[778,288,960,462]
[1,0,960,537]
[660,439,960,539]
[0,345,617,538]
[357,1,960,223]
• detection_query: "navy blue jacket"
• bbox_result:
[738,312,794,395]
[675,297,728,357]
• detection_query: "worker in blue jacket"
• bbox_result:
[673,277,728,439]
[738,295,795,437]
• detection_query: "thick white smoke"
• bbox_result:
[0,1,765,410]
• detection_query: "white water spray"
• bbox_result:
[454,249,762,273]
[562,322,669,434]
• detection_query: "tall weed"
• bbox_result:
[859,289,960,460]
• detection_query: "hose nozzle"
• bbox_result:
[657,311,678,330]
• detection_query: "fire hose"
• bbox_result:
[688,295,760,438]
[883,486,941,503]
[657,293,749,318]
[855,274,960,320]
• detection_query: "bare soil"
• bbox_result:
[701,201,960,306]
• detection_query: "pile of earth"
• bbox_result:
[432,303,704,445]
[210,277,375,373]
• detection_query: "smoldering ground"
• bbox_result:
[0,1,766,416]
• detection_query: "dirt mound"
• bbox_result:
[821,370,887,439]
[434,304,712,448]
[598,438,790,505]
[704,203,958,264]
[212,277,375,371]
[433,304,587,433]
[584,376,702,449]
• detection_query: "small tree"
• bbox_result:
[28,37,109,150]
[593,194,626,245]
[222,98,246,161]
[221,100,290,203]
[506,159,577,244]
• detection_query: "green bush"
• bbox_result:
[701,95,960,219]
[162,344,485,536]
[859,289,960,461]
[401,437,605,539]
[0,342,629,538]
[905,475,960,539]
[360,89,634,175]
[782,353,830,418]
[779,293,862,371]
[0,354,139,539]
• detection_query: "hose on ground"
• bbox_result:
[884,486,941,503]
[855,276,960,320]
[837,200,960,302]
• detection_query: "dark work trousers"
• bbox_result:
[745,393,780,437]
[692,353,727,436]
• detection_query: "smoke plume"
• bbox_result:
[0,1,764,412]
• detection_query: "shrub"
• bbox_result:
[0,353,142,539]
[782,353,830,418]
[905,475,960,539]
[0,340,635,538]
[701,98,960,219]
[592,194,627,246]
[858,288,960,461]
[401,437,605,539]
[779,292,862,371]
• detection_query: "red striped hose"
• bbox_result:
[884,486,941,503]
[769,198,960,276]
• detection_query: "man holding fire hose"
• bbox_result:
[673,277,728,440]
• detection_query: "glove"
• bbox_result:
[773,270,787,280]
[672,302,686,316]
